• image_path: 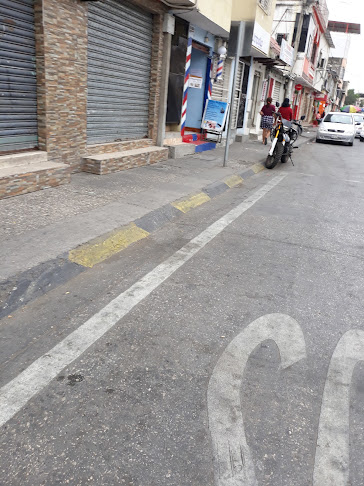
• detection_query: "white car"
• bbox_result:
[360,129,364,142]
[353,114,364,137]
[316,112,355,146]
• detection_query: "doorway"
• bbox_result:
[249,73,261,127]
[185,43,209,130]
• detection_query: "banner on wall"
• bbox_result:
[252,22,270,55]
[261,80,268,101]
[280,39,294,66]
[201,99,229,132]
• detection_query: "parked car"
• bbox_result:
[316,112,355,146]
[353,114,364,137]
[360,128,364,142]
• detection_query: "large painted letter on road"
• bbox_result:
[313,329,364,486]
[207,314,306,486]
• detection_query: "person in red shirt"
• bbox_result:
[278,98,293,121]
[259,97,276,145]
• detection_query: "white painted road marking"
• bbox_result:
[207,314,306,486]
[313,329,364,485]
[0,175,286,428]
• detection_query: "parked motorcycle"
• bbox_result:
[292,115,306,136]
[265,113,299,169]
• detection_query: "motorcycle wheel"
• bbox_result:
[265,154,276,169]
[281,154,289,163]
[265,142,284,169]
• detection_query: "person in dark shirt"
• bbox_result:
[278,98,293,121]
[260,97,276,145]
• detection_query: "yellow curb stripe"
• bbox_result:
[224,175,244,188]
[252,163,264,174]
[69,223,149,268]
[171,192,211,213]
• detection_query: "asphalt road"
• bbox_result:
[1,138,364,485]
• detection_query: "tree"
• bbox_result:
[345,89,357,105]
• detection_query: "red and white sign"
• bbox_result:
[315,94,328,103]
[260,80,268,101]
[295,84,303,91]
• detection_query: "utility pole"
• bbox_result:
[223,22,243,167]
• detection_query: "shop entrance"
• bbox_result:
[185,43,209,130]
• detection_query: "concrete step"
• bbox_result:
[164,132,183,146]
[0,161,71,199]
[249,130,261,141]
[87,139,153,157]
[165,143,196,159]
[82,146,169,175]
[0,150,48,169]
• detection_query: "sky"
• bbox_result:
[326,0,364,93]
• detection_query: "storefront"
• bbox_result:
[184,25,215,132]
[1,0,38,153]
[87,0,154,144]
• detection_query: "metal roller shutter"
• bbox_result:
[272,80,281,106]
[0,0,38,152]
[211,58,231,103]
[87,0,153,144]
[231,61,244,129]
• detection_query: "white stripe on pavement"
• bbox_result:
[0,175,286,428]
[313,329,364,485]
[208,313,306,486]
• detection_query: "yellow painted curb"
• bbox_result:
[172,192,211,213]
[252,164,264,174]
[224,175,244,188]
[69,223,149,268]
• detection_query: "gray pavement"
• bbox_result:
[7,128,363,486]
[0,132,315,281]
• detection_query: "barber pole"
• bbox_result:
[216,59,224,81]
[207,60,213,100]
[181,36,192,137]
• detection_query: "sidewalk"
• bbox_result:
[0,130,316,316]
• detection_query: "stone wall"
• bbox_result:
[34,0,88,170]
[0,166,71,199]
[34,0,167,171]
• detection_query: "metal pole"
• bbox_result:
[223,22,243,167]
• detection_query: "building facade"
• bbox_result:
[1,0,171,197]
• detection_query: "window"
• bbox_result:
[324,114,353,124]
[311,42,317,64]
[258,0,271,13]
[298,15,310,52]
[276,34,287,46]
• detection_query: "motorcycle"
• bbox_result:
[265,113,298,169]
[292,115,306,136]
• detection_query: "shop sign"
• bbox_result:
[261,80,268,101]
[201,99,229,133]
[279,39,294,66]
[189,76,203,89]
[315,94,328,103]
[252,22,270,55]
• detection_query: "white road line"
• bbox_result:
[0,175,286,428]
[207,313,306,486]
[313,329,364,485]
